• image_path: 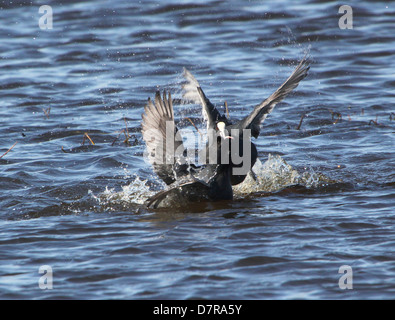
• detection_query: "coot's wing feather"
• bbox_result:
[141,91,186,185]
[196,86,223,130]
[182,68,222,130]
[238,55,310,138]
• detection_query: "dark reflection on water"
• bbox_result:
[0,0,394,299]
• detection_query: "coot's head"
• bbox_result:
[216,121,233,140]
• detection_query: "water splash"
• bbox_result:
[234,154,335,196]
[90,177,155,209]
[91,155,335,210]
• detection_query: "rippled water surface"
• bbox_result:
[0,0,394,299]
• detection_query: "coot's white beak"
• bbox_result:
[217,121,233,140]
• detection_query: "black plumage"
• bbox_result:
[190,55,310,185]
[141,91,233,208]
[142,56,310,208]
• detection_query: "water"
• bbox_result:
[0,0,394,299]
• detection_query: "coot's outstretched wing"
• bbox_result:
[182,68,222,130]
[237,56,310,138]
[141,91,187,185]
[182,68,201,103]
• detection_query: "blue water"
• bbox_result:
[0,0,394,299]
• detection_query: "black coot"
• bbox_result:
[142,91,233,209]
[186,55,310,185]
[142,56,310,208]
